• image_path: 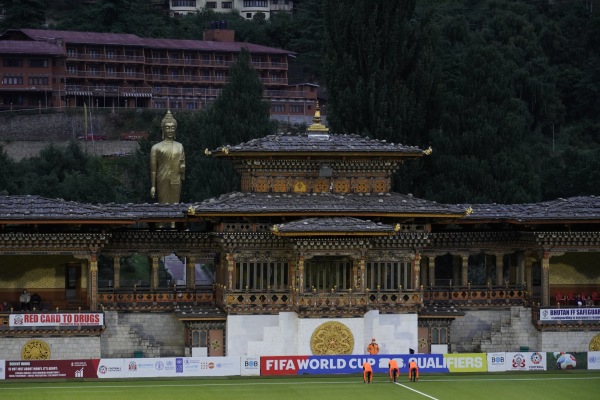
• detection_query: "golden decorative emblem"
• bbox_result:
[211,340,222,350]
[310,321,354,355]
[22,339,51,360]
[293,181,307,193]
[418,337,428,349]
[590,334,600,351]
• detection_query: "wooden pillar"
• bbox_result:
[297,255,305,293]
[186,256,196,289]
[541,252,551,307]
[89,254,98,311]
[359,256,366,291]
[113,255,120,289]
[428,256,435,288]
[151,255,159,290]
[525,256,533,293]
[412,252,421,289]
[420,256,428,290]
[460,254,469,286]
[226,253,235,290]
[495,253,504,286]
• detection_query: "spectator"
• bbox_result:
[586,296,594,307]
[19,289,31,311]
[30,293,41,310]
[367,338,380,355]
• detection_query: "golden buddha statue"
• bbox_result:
[150,110,185,204]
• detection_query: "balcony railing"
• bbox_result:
[97,287,215,311]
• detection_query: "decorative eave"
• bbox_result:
[104,231,215,253]
[0,232,110,253]
[535,231,600,250]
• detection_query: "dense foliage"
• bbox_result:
[0,0,598,205]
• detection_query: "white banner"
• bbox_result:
[588,352,600,370]
[505,352,546,371]
[540,308,600,321]
[0,360,5,380]
[487,352,507,372]
[96,357,241,378]
[9,313,104,327]
[241,357,260,376]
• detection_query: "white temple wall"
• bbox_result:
[226,310,418,356]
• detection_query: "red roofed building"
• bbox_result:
[0,28,317,120]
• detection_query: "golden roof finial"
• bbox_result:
[307,101,329,132]
[465,206,473,215]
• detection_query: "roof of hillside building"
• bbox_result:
[0,40,64,55]
[1,28,293,55]
[272,217,398,236]
[188,192,466,218]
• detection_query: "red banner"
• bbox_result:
[9,313,103,327]
[5,359,99,379]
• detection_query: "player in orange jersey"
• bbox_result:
[388,359,399,382]
[408,360,419,382]
[362,361,373,383]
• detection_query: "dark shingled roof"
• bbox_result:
[274,217,397,235]
[0,195,188,223]
[189,192,466,217]
[208,132,426,156]
[462,196,600,223]
[0,40,64,55]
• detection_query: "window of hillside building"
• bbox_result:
[184,53,192,64]
[125,50,136,60]
[172,0,195,6]
[170,68,179,78]
[235,261,289,290]
[246,13,252,18]
[431,327,448,344]
[28,77,49,86]
[125,66,135,77]
[186,102,195,110]
[215,55,224,65]
[305,257,352,290]
[222,1,232,8]
[206,1,216,8]
[2,76,23,85]
[366,261,411,290]
[154,100,167,109]
[67,49,77,57]
[106,50,115,59]
[107,66,116,76]
[289,104,303,113]
[3,58,22,68]
[271,56,282,66]
[271,104,284,113]
[215,71,224,80]
[169,52,180,62]
[67,65,76,74]
[88,65,100,75]
[244,0,268,6]
[88,49,100,59]
[252,55,261,64]
[29,59,48,68]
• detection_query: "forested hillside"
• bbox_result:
[0,0,598,205]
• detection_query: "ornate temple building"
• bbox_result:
[0,107,599,360]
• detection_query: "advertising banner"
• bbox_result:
[96,357,241,378]
[487,352,507,372]
[9,313,104,327]
[588,352,600,370]
[241,357,260,376]
[539,308,600,321]
[0,360,5,380]
[505,352,546,371]
[5,359,99,379]
[260,354,486,376]
[546,352,588,370]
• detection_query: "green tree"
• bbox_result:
[183,49,276,201]
[0,0,46,30]
[0,145,17,195]
[323,0,438,147]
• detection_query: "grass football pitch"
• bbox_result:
[1,371,599,400]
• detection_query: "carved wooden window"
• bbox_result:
[373,179,388,193]
[431,327,448,344]
[313,178,330,193]
[254,177,269,192]
[304,257,352,290]
[235,262,289,290]
[333,179,350,193]
[366,261,411,290]
[273,178,288,192]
